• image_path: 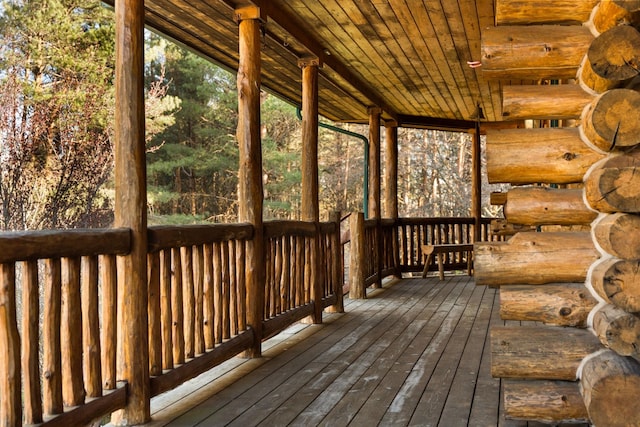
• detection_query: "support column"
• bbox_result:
[472,124,482,242]
[299,57,323,324]
[368,107,382,219]
[113,0,149,423]
[384,121,398,219]
[368,107,382,287]
[236,6,264,358]
[384,121,401,278]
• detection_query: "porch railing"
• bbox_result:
[1,214,495,425]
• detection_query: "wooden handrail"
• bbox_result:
[148,223,253,251]
[0,228,130,263]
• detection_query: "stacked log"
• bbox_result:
[480,1,640,424]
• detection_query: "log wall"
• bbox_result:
[480,1,640,424]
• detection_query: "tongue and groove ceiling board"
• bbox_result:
[106,0,508,125]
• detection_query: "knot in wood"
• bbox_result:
[562,152,577,161]
[559,307,572,317]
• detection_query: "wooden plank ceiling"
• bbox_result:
[120,0,505,126]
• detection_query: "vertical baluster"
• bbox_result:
[193,245,205,355]
[0,262,21,425]
[171,247,184,365]
[82,256,102,396]
[298,236,306,305]
[221,241,230,340]
[181,246,194,359]
[281,236,290,311]
[274,238,283,315]
[44,259,63,415]
[236,240,246,332]
[159,250,173,370]
[100,254,117,389]
[203,244,215,349]
[263,238,271,319]
[290,236,297,309]
[401,224,408,267]
[147,252,162,376]
[61,257,84,406]
[21,260,42,424]
[273,238,281,316]
[213,242,223,344]
[229,240,238,336]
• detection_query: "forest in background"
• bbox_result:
[0,0,502,231]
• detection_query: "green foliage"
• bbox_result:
[0,0,116,229]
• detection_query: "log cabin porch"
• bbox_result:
[3,0,640,426]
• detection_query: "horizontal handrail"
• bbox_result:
[0,228,130,263]
[148,223,253,251]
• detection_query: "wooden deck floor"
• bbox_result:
[144,276,572,427]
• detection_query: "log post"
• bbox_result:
[486,128,605,185]
[349,212,366,299]
[592,304,640,360]
[581,89,640,152]
[474,232,599,286]
[368,107,382,288]
[113,0,150,422]
[501,84,594,121]
[326,211,344,313]
[500,283,597,327]
[579,349,640,426]
[236,5,265,357]
[491,325,601,380]
[384,121,401,278]
[481,26,593,80]
[299,56,323,324]
[384,121,398,220]
[591,258,640,313]
[503,380,589,424]
[503,187,597,226]
[593,213,640,259]
[472,124,482,242]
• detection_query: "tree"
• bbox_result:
[0,0,115,229]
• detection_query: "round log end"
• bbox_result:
[588,26,640,82]
[581,350,640,427]
[582,89,640,151]
[591,258,640,312]
[593,213,640,259]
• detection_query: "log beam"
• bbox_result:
[504,187,597,226]
[592,0,640,34]
[500,284,597,327]
[502,84,594,121]
[475,232,599,286]
[580,349,640,427]
[491,325,601,380]
[486,128,605,185]
[503,380,589,424]
[481,26,593,80]
[495,0,598,25]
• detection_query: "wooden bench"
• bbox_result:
[421,243,474,280]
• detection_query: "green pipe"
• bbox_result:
[296,107,369,218]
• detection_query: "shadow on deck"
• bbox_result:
[144,276,569,426]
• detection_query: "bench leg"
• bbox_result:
[422,253,433,278]
[437,252,444,280]
[467,250,473,276]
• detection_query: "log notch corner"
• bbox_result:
[479,1,640,425]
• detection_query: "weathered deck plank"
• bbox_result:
[145,276,585,427]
